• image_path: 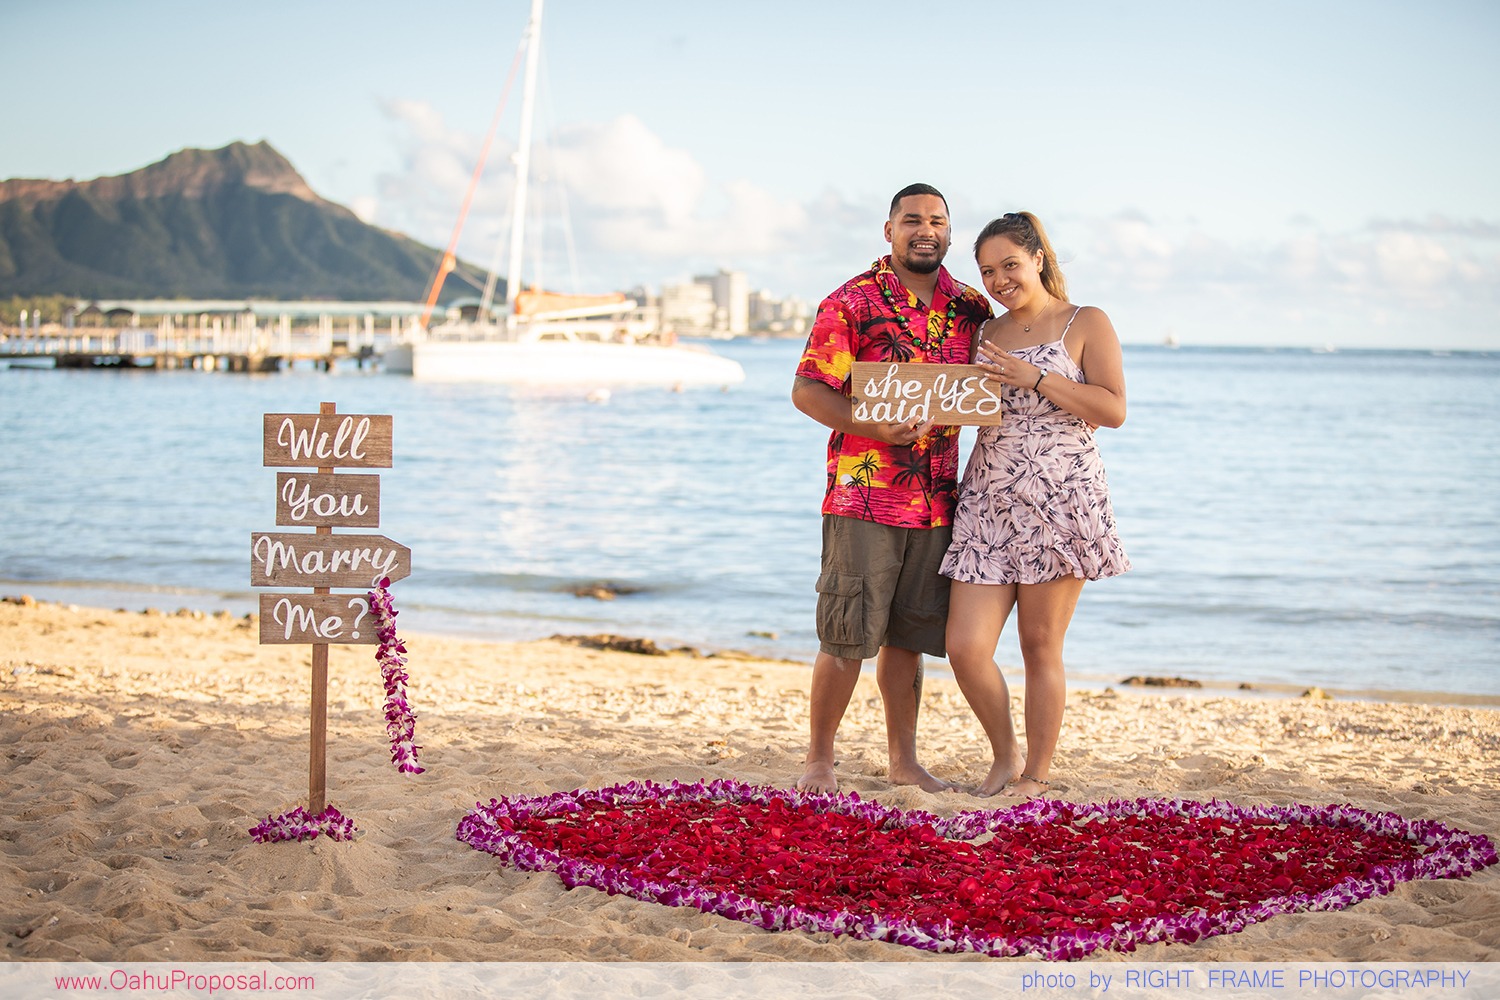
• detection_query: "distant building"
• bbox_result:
[660,282,718,334]
[693,268,749,335]
[749,289,814,335]
[657,272,810,336]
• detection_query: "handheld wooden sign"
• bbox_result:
[850,362,1005,426]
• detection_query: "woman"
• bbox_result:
[940,211,1130,797]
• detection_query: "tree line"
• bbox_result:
[1,295,75,326]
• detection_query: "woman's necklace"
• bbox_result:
[880,283,957,352]
[1017,299,1052,334]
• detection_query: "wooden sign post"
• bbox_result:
[850,361,1006,426]
[252,403,409,814]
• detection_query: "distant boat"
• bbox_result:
[382,0,743,388]
[1163,333,1180,349]
[382,289,744,385]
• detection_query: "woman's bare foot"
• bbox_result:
[889,761,953,793]
[796,760,838,794]
[972,753,1024,797]
[1002,773,1052,799]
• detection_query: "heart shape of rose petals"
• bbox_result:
[456,779,1496,959]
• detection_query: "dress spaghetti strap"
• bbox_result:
[1058,306,1083,340]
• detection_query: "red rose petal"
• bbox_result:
[458,782,1497,959]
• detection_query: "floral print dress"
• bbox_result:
[940,318,1130,585]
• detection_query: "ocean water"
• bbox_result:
[3,340,1497,701]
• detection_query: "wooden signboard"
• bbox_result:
[275,473,381,528]
[250,401,410,814]
[850,361,1005,426]
[263,412,393,468]
[250,533,410,588]
[259,594,381,645]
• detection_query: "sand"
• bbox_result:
[3,597,1497,963]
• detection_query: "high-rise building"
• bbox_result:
[694,268,749,335]
[749,289,814,334]
[660,281,717,333]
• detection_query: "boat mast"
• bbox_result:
[503,0,544,331]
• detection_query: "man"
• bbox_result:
[792,182,992,793]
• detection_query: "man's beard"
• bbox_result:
[900,252,944,275]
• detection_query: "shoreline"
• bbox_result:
[4,595,1498,962]
[6,583,1498,710]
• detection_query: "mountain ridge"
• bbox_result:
[0,141,486,303]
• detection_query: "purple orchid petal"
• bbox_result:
[454,778,1497,960]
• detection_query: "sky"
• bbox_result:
[3,0,1498,349]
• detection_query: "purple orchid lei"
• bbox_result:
[369,579,423,775]
[249,580,420,844]
[249,804,356,844]
[454,778,1498,960]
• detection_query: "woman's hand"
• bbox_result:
[974,344,1038,388]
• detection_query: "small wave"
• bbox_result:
[413,567,665,597]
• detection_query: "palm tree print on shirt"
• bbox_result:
[890,442,935,518]
[849,450,882,520]
[794,255,993,529]
[870,312,917,363]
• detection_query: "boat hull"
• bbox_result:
[382,343,414,374]
[386,339,744,386]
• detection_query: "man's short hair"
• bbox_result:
[889,183,948,217]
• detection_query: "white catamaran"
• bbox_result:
[382,0,744,387]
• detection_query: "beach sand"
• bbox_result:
[3,597,1497,963]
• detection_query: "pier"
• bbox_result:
[0,304,424,372]
[1,328,372,372]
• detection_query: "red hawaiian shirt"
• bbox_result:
[796,256,992,528]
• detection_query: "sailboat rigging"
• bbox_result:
[382,0,744,387]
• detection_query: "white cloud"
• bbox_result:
[368,104,821,296]
[536,117,821,282]
[1370,231,1452,288]
[359,102,1499,348]
[1370,215,1500,240]
[1060,212,1500,348]
[368,100,517,269]
[546,115,704,228]
[348,195,377,224]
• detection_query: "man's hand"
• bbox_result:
[794,376,932,444]
[866,417,933,445]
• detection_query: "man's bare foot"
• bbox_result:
[972,753,1024,797]
[1001,773,1052,799]
[796,760,838,794]
[889,761,952,793]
